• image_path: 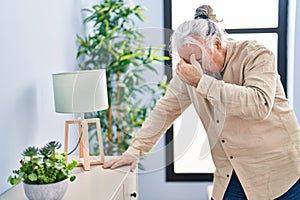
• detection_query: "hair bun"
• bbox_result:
[194,5,222,23]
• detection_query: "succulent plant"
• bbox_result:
[8,141,78,185]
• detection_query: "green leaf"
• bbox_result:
[105,19,109,35]
[70,176,76,182]
[55,163,64,170]
[120,53,143,61]
[83,15,95,24]
[8,175,22,185]
[153,55,171,61]
[76,50,87,58]
[109,26,119,37]
[98,6,109,13]
[152,44,167,54]
[28,173,38,182]
[67,159,78,170]
[143,63,157,73]
[22,147,38,157]
[135,12,147,22]
[81,8,93,13]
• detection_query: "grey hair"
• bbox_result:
[169,5,227,56]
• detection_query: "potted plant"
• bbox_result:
[76,0,169,157]
[8,141,78,200]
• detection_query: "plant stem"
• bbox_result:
[116,70,122,145]
[107,103,113,154]
[52,150,55,160]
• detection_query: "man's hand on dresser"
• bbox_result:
[103,154,138,172]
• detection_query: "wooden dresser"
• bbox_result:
[0,158,137,200]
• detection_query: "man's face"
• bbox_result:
[178,44,203,64]
[178,41,219,73]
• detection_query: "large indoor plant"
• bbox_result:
[8,141,78,200]
[76,0,169,156]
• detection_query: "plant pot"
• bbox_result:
[23,179,69,200]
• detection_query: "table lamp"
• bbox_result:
[52,69,108,170]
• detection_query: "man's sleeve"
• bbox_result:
[196,49,277,121]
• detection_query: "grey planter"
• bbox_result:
[23,179,68,200]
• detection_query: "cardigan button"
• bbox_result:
[230,156,233,159]
[221,139,225,143]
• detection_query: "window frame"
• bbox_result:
[164,0,288,182]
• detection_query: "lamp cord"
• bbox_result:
[67,128,83,155]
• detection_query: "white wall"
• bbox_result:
[0,0,86,194]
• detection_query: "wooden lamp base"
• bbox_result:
[64,118,105,170]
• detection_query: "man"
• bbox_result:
[104,5,300,200]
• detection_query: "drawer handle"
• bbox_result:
[130,192,137,198]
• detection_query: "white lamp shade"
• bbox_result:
[52,69,109,113]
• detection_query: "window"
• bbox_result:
[164,0,288,181]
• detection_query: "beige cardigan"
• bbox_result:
[125,40,300,200]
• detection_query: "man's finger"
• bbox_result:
[190,54,201,71]
[110,158,130,169]
[103,157,121,168]
[130,160,138,172]
[176,63,181,73]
